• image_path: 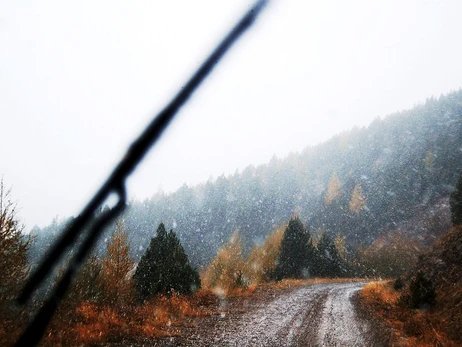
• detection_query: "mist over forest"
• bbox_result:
[29,90,462,268]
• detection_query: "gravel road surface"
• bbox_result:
[152,282,388,346]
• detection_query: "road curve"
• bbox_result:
[154,282,387,346]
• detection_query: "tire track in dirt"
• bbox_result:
[152,282,386,346]
[317,283,370,346]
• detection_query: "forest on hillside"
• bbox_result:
[30,90,462,268]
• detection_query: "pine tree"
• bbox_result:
[133,223,200,302]
[100,219,135,305]
[316,232,343,277]
[274,216,313,280]
[450,171,462,225]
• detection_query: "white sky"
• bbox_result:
[1,0,462,229]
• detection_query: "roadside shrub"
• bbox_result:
[407,271,436,309]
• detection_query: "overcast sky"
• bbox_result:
[1,0,462,229]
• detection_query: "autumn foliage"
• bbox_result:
[243,226,284,284]
[101,219,134,306]
[44,288,218,346]
[360,225,462,346]
[202,232,246,295]
[0,180,30,346]
[202,225,287,295]
[40,221,209,346]
[360,281,456,346]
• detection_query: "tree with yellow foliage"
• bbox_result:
[100,219,135,306]
[202,232,245,294]
[349,183,366,213]
[325,173,342,205]
[243,226,284,284]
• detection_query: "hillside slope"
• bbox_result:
[30,90,462,266]
[360,225,462,346]
[410,225,462,342]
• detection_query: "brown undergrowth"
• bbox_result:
[360,281,458,346]
[360,226,462,346]
[41,288,219,346]
[40,279,326,345]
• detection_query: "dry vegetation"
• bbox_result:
[43,277,366,345]
[359,225,462,347]
[201,232,246,296]
[202,227,284,296]
[0,180,31,346]
[42,288,219,346]
[360,281,456,346]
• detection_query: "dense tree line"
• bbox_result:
[30,90,462,268]
[273,216,350,280]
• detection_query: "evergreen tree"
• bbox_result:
[274,216,313,280]
[316,232,343,277]
[450,171,462,225]
[133,223,200,301]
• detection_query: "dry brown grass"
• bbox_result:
[41,289,220,346]
[360,280,458,347]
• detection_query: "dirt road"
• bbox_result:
[154,282,388,346]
